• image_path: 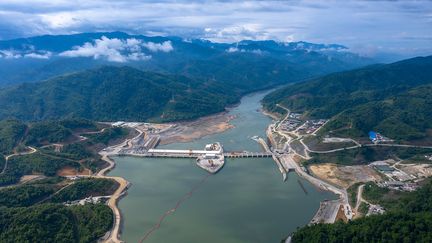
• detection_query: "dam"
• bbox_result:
[119,141,275,173]
[109,91,337,243]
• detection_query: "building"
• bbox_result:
[373,164,395,172]
[369,131,377,143]
[203,153,217,159]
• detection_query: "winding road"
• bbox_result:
[95,127,143,243]
[270,104,432,222]
[1,146,37,175]
[270,104,352,221]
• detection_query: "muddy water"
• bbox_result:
[110,91,335,243]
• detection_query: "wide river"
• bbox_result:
[110,91,335,243]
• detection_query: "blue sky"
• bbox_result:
[0,0,431,58]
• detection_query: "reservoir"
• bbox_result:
[110,91,336,243]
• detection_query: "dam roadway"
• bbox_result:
[119,148,273,158]
[118,145,291,181]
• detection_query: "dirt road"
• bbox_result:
[2,146,37,175]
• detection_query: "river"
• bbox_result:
[110,91,336,243]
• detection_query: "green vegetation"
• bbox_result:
[28,176,65,185]
[0,153,81,186]
[0,118,100,149]
[363,182,390,204]
[362,182,390,203]
[305,146,432,166]
[51,178,118,203]
[263,56,432,141]
[0,156,5,172]
[347,183,361,207]
[25,121,75,146]
[70,204,114,242]
[0,119,26,155]
[358,202,369,215]
[0,32,372,88]
[59,118,97,130]
[0,184,57,207]
[292,180,432,242]
[0,177,65,207]
[41,143,93,161]
[362,182,407,210]
[86,127,128,145]
[60,143,92,159]
[82,159,107,173]
[0,66,237,122]
[0,203,113,242]
[0,45,366,123]
[0,118,131,185]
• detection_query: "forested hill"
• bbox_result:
[263,56,432,141]
[0,32,373,87]
[292,180,432,242]
[0,32,377,123]
[0,41,370,122]
[0,66,239,122]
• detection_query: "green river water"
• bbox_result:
[110,91,336,243]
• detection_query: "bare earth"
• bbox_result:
[159,112,236,145]
[335,204,348,222]
[309,163,382,188]
[398,164,432,179]
[57,167,92,176]
[19,175,45,183]
[261,109,281,120]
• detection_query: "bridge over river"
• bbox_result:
[115,138,293,180]
[118,148,273,159]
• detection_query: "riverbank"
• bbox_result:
[260,105,351,225]
[109,90,335,242]
[261,108,282,121]
[98,109,240,242]
[159,112,236,145]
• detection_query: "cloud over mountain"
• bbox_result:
[0,1,431,59]
[59,36,157,62]
[143,41,173,53]
[0,49,52,59]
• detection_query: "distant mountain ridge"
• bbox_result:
[0,31,347,55]
[0,32,374,87]
[263,56,432,141]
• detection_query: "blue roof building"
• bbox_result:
[369,131,377,142]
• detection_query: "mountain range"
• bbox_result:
[0,66,236,121]
[0,32,376,122]
[0,32,373,87]
[263,56,432,141]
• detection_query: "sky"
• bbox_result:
[0,0,431,58]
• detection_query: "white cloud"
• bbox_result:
[204,24,274,43]
[225,47,264,55]
[250,49,264,55]
[39,12,81,29]
[59,36,152,62]
[0,1,431,58]
[0,50,22,59]
[142,41,173,52]
[226,47,239,53]
[0,49,52,59]
[24,51,52,59]
[127,52,151,61]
